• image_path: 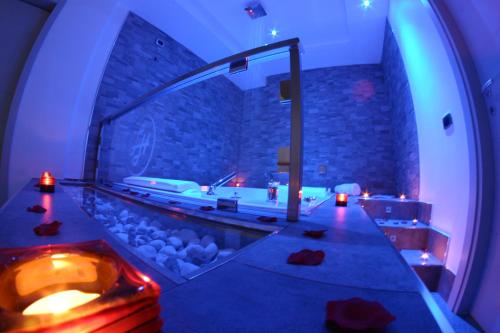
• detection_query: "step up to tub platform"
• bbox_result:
[359,196,432,223]
[401,249,445,291]
[359,197,452,298]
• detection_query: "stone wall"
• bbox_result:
[240,66,396,194]
[87,13,242,185]
[382,23,420,199]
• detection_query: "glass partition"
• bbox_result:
[96,39,310,220]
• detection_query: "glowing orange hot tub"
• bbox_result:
[0,240,162,332]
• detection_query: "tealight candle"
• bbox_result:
[39,171,55,193]
[412,218,418,225]
[362,191,370,199]
[0,240,162,332]
[399,193,406,200]
[335,193,348,207]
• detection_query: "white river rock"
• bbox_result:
[166,236,183,249]
[150,239,166,251]
[203,242,219,262]
[152,230,168,240]
[118,209,129,222]
[137,245,157,259]
[159,245,177,256]
[177,259,200,276]
[200,235,215,247]
[217,248,236,259]
[173,229,198,245]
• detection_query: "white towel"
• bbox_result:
[334,183,361,196]
[124,176,200,193]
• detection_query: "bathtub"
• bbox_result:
[119,179,332,216]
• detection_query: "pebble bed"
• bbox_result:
[64,186,265,278]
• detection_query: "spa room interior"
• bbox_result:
[0,0,499,332]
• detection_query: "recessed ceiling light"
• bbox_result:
[361,0,372,9]
[270,28,278,38]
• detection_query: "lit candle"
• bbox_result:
[23,289,100,315]
[399,193,406,200]
[0,240,162,332]
[362,191,370,199]
[335,193,348,207]
[200,185,209,192]
[412,218,418,225]
[420,251,430,265]
[236,182,241,187]
[39,171,56,193]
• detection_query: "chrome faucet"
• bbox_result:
[207,171,237,195]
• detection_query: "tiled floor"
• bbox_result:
[0,180,450,332]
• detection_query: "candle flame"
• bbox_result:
[399,194,406,200]
[362,191,369,198]
[23,290,100,315]
[50,254,68,259]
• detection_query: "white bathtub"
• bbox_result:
[118,181,332,216]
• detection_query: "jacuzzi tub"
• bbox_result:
[119,178,332,216]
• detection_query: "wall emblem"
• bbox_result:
[127,115,156,176]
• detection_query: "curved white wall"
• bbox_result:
[443,0,500,330]
[388,0,474,275]
[3,0,128,197]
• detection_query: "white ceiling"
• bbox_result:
[123,0,389,90]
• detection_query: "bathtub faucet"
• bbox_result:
[207,171,237,195]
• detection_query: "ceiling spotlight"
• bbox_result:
[270,28,278,38]
[361,0,371,9]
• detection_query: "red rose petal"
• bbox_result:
[326,297,395,331]
[33,221,62,236]
[257,216,278,223]
[287,249,325,265]
[303,229,327,239]
[27,205,47,213]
